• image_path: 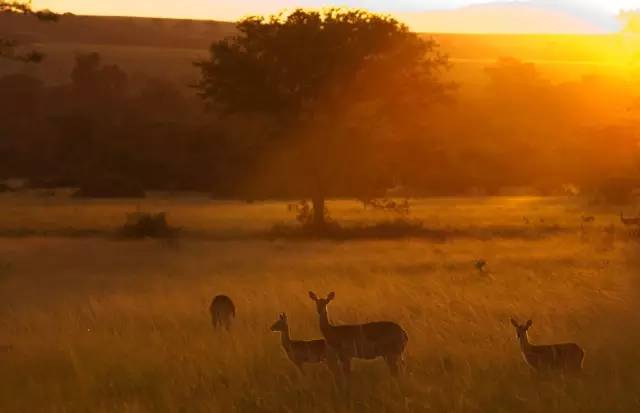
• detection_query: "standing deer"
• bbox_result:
[270,313,327,374]
[510,318,584,375]
[209,295,235,330]
[308,291,408,378]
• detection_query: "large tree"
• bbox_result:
[196,8,450,228]
[0,1,57,62]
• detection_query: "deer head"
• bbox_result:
[308,291,335,315]
[510,318,533,340]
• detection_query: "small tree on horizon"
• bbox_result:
[196,8,451,229]
[0,1,58,62]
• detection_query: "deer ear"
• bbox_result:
[327,291,335,301]
[308,291,318,301]
[282,313,287,321]
[526,320,533,328]
[510,318,519,327]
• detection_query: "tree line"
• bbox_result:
[1,7,639,224]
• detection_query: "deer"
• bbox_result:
[270,313,327,374]
[308,291,408,378]
[510,318,584,375]
[209,295,235,330]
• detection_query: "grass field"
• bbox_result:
[1,196,640,412]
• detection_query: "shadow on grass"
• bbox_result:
[267,219,570,242]
[0,219,573,241]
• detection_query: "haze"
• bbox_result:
[33,0,637,33]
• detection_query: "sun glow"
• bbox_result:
[32,1,639,33]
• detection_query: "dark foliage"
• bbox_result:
[196,8,451,227]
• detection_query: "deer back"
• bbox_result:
[324,321,407,359]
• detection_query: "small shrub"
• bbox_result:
[361,198,411,215]
[120,212,178,239]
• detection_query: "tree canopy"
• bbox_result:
[196,8,451,227]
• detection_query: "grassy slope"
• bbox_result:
[1,198,639,412]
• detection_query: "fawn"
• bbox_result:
[510,318,584,375]
[270,313,327,374]
[209,295,235,330]
[308,291,408,377]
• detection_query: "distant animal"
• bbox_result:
[308,291,408,378]
[209,295,235,330]
[620,212,640,226]
[522,216,530,224]
[581,216,595,223]
[475,260,487,272]
[510,318,584,375]
[270,313,327,374]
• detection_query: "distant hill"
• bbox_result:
[0,13,235,49]
[0,13,636,89]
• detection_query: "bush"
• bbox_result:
[120,212,178,239]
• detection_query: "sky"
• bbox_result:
[32,1,639,33]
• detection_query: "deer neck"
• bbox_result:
[280,326,291,350]
[318,308,333,337]
[518,332,532,352]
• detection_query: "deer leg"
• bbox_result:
[325,350,342,385]
[385,355,400,377]
[340,356,352,379]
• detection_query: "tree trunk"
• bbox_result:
[312,195,326,229]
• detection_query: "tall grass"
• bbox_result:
[1,199,639,412]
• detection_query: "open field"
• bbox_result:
[1,197,640,412]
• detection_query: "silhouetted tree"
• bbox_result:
[196,8,449,228]
[0,1,57,62]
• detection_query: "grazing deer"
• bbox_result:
[209,295,235,330]
[270,313,327,374]
[620,212,640,226]
[582,216,595,223]
[308,291,408,377]
[510,319,584,375]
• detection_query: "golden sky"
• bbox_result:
[32,1,633,33]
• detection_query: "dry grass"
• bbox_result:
[1,196,639,412]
